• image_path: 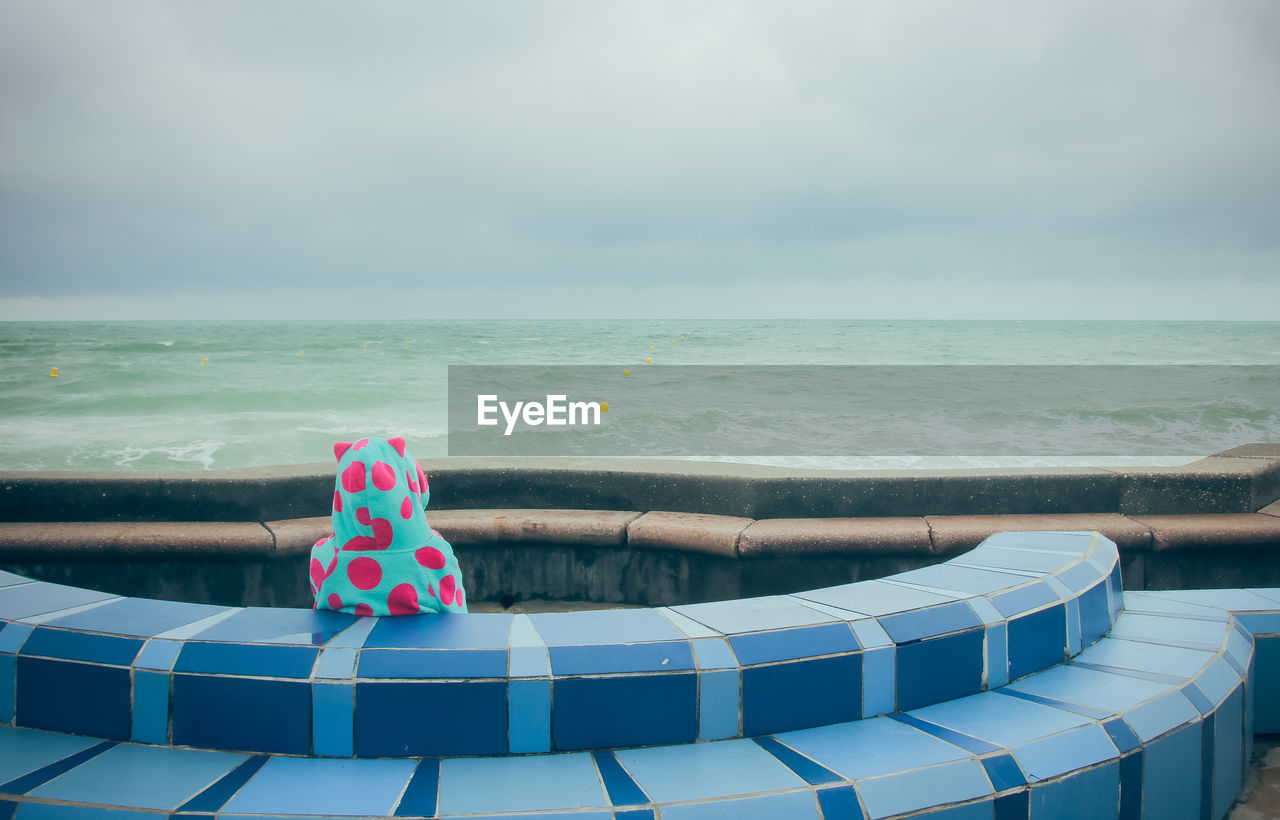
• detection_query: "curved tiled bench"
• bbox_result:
[0,531,1120,756]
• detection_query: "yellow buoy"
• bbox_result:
[649,346,655,350]
[201,358,208,365]
[49,367,58,378]
[645,358,652,364]
[681,335,686,340]
[600,401,609,413]
[671,340,677,344]
[622,370,631,376]
[299,350,305,355]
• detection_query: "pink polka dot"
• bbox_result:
[388,583,421,615]
[327,593,343,610]
[427,583,436,597]
[341,461,366,493]
[406,469,420,493]
[455,588,464,609]
[401,496,413,519]
[439,574,457,606]
[356,507,372,526]
[353,438,369,450]
[372,517,394,548]
[416,546,446,569]
[332,490,342,512]
[388,437,407,457]
[354,603,374,616]
[309,558,326,590]
[372,460,397,491]
[347,556,382,590]
[417,466,428,491]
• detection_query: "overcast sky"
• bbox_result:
[1,1,1277,320]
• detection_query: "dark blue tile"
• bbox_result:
[16,658,130,740]
[994,789,1029,820]
[550,641,694,676]
[1237,612,1280,635]
[191,607,356,645]
[175,642,318,678]
[615,811,656,820]
[896,629,984,711]
[177,756,269,812]
[743,654,862,735]
[1200,712,1215,820]
[879,601,983,644]
[816,786,863,819]
[753,736,843,785]
[0,741,114,795]
[592,751,649,806]
[553,674,695,750]
[0,801,13,820]
[729,623,858,666]
[1102,718,1141,753]
[1057,562,1103,593]
[358,649,508,679]
[892,713,1002,755]
[172,674,310,754]
[1078,581,1111,647]
[45,598,228,638]
[982,753,1028,791]
[394,759,440,817]
[999,688,1113,721]
[1182,683,1214,715]
[356,681,507,756]
[1006,604,1067,681]
[0,582,115,621]
[1108,564,1124,620]
[1119,750,1142,820]
[364,612,513,649]
[991,583,1060,618]
[19,628,142,666]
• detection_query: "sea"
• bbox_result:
[1,320,1277,473]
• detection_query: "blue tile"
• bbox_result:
[1026,762,1118,820]
[1237,612,1280,636]
[0,623,34,653]
[999,688,1112,721]
[1124,689,1200,742]
[729,623,857,666]
[1182,683,1214,714]
[175,642,318,678]
[0,727,101,786]
[312,682,353,757]
[10,805,151,820]
[743,653,861,735]
[16,657,130,740]
[313,646,358,679]
[29,744,246,810]
[130,670,168,744]
[1156,589,1280,611]
[862,647,895,717]
[778,717,969,779]
[891,713,1001,755]
[1199,712,1215,820]
[1257,636,1280,731]
[44,598,228,638]
[190,607,355,645]
[508,679,551,753]
[508,645,550,677]
[691,637,738,669]
[855,758,992,819]
[177,755,268,812]
[1211,687,1245,820]
[1139,722,1201,820]
[617,810,657,820]
[969,596,1005,626]
[322,614,379,648]
[553,673,695,750]
[895,629,984,711]
[222,757,417,816]
[698,669,739,740]
[0,570,30,587]
[981,753,1027,791]
[968,540,1082,568]
[1009,663,1167,713]
[753,736,843,785]
[671,596,837,635]
[355,680,507,756]
[1057,561,1104,593]
[850,618,893,648]
[1103,718,1141,753]
[1119,750,1142,820]
[364,612,513,649]
[1066,598,1081,655]
[996,790,1030,820]
[172,675,310,754]
[891,564,1030,596]
[0,583,116,621]
[1006,604,1067,681]
[0,655,12,723]
[393,759,439,817]
[1078,581,1110,647]
[592,751,649,806]
[550,640,694,675]
[437,754,608,815]
[987,623,1009,688]
[991,583,1060,618]
[911,692,1089,748]
[358,648,507,678]
[816,786,863,820]
[1108,613,1231,651]
[616,738,806,803]
[134,639,182,671]
[19,629,142,666]
[659,791,819,820]
[879,601,983,643]
[530,608,685,646]
[1010,723,1116,781]
[797,580,955,617]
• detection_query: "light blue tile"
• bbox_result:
[986,624,1009,689]
[31,743,246,810]
[659,790,819,820]
[863,647,895,717]
[698,669,739,740]
[1227,626,1254,669]
[1121,592,1228,620]
[152,606,242,640]
[1108,613,1230,651]
[797,580,955,617]
[855,758,991,820]
[313,647,358,679]
[778,717,968,779]
[12,805,154,820]
[959,545,1074,574]
[849,618,892,649]
[616,738,805,803]
[1011,723,1116,781]
[134,639,183,671]
[223,757,417,816]
[968,596,1004,626]
[312,682,354,757]
[889,564,1029,596]
[0,726,99,783]
[509,680,551,753]
[0,622,35,653]
[1066,597,1082,655]
[1029,761,1119,820]
[1153,589,1280,612]
[530,608,685,646]
[1140,722,1201,820]
[508,645,550,678]
[1075,638,1214,680]
[131,670,168,744]
[1124,690,1199,743]
[658,606,723,638]
[323,613,379,648]
[692,638,738,670]
[0,570,31,587]
[982,531,1099,554]
[671,596,836,635]
[1251,588,1280,606]
[510,614,545,646]
[1195,656,1242,706]
[910,692,1088,747]
[1010,663,1167,712]
[1045,576,1074,599]
[438,753,607,815]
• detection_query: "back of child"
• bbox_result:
[309,436,467,615]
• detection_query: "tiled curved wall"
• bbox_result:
[0,530,1119,756]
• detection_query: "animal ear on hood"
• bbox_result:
[387,437,407,457]
[334,442,353,461]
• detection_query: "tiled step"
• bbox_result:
[1,591,1274,820]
